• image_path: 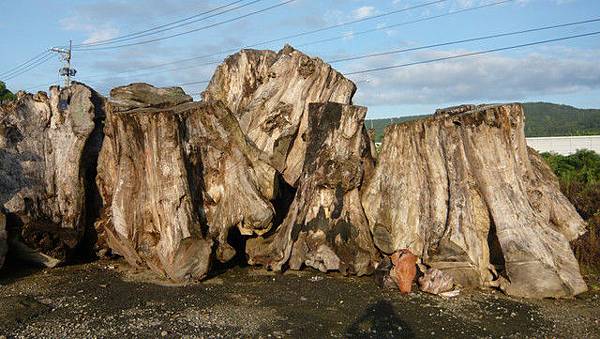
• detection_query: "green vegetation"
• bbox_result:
[524,102,600,137]
[365,115,425,143]
[0,81,16,104]
[366,102,600,142]
[541,150,600,273]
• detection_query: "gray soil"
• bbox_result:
[0,259,598,338]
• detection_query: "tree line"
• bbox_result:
[0,81,16,104]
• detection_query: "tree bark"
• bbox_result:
[202,45,357,187]
[96,83,278,280]
[0,84,104,261]
[361,104,587,298]
[246,103,379,276]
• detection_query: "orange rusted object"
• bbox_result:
[390,249,418,294]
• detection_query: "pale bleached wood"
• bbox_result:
[96,83,278,281]
[246,103,379,276]
[361,104,587,298]
[202,45,357,187]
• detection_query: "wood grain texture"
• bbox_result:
[96,83,277,281]
[361,104,587,298]
[246,103,379,276]
[0,83,104,261]
[203,45,357,187]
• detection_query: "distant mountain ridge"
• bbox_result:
[365,102,600,142]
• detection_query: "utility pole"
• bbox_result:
[50,40,77,87]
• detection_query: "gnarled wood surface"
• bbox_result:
[246,103,379,276]
[96,83,278,280]
[0,46,588,299]
[0,84,104,261]
[203,45,357,187]
[361,104,587,298]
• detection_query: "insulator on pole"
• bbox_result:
[50,40,76,87]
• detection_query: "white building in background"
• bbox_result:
[526,135,600,155]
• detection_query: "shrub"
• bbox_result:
[541,150,600,273]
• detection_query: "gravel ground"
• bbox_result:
[0,259,598,338]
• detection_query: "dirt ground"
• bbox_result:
[0,259,599,338]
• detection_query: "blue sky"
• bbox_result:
[1,0,599,118]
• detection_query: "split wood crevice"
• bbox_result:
[0,45,588,298]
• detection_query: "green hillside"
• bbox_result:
[365,102,600,143]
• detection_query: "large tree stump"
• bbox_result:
[0,84,105,261]
[361,104,587,298]
[246,103,379,275]
[202,45,357,187]
[96,83,277,280]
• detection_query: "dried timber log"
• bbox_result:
[202,45,357,186]
[361,103,587,298]
[246,103,379,275]
[96,83,277,280]
[0,84,104,261]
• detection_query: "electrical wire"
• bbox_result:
[0,50,51,78]
[74,0,259,48]
[74,0,296,51]
[328,17,600,64]
[295,0,514,49]
[3,53,55,81]
[91,0,460,72]
[76,15,598,86]
[344,30,600,76]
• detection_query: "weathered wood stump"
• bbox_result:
[361,104,587,298]
[202,45,357,187]
[0,45,588,299]
[246,103,379,275]
[96,83,278,280]
[0,83,105,262]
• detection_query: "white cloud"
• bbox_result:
[352,6,377,19]
[348,48,600,106]
[82,27,120,44]
[60,17,120,44]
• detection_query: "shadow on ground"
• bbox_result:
[0,259,598,337]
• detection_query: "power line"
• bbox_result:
[344,30,600,76]
[74,0,259,48]
[295,0,514,49]
[74,0,296,51]
[231,0,450,52]
[71,0,476,81]
[177,80,211,86]
[28,29,600,91]
[93,0,459,73]
[328,17,600,64]
[80,59,221,81]
[76,14,597,86]
[173,30,600,86]
[0,50,51,78]
[3,53,55,81]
